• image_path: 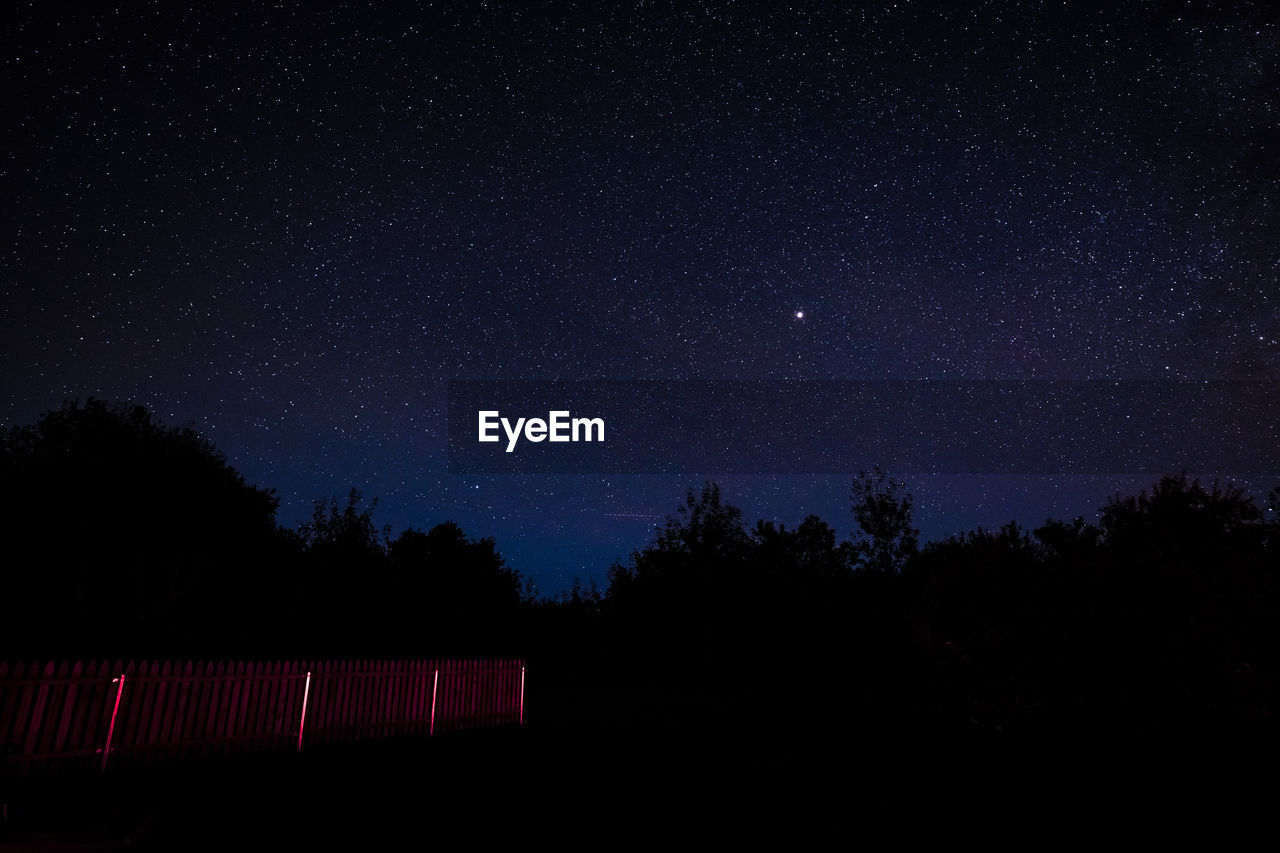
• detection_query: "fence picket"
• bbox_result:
[190,661,210,757]
[272,661,289,746]
[207,661,229,756]
[159,661,181,761]
[310,661,329,745]
[116,661,144,767]
[63,661,97,767]
[19,662,53,769]
[340,660,356,740]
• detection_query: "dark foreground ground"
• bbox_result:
[2,686,1273,849]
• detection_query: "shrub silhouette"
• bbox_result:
[0,398,284,655]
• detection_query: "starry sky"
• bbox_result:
[4,1,1277,593]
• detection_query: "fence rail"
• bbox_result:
[0,658,526,777]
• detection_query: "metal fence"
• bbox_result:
[1,658,525,777]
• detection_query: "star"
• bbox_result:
[795,311,804,320]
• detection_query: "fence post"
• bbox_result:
[429,669,439,736]
[297,671,312,752]
[100,674,126,772]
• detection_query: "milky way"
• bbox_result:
[4,2,1277,591]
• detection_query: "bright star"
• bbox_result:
[795,310,804,319]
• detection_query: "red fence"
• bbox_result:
[0,658,526,777]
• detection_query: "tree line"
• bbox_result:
[571,475,1275,739]
[2,398,1273,737]
[0,399,529,659]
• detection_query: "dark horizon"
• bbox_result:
[8,391,1278,598]
[5,393,1278,602]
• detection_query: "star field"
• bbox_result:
[4,1,1277,591]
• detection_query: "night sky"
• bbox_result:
[4,1,1277,594]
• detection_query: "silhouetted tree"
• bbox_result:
[0,398,285,655]
[290,488,392,652]
[555,577,603,611]
[908,521,1048,730]
[608,482,751,605]
[1086,474,1273,729]
[606,483,752,680]
[386,521,526,653]
[298,488,389,560]
[637,482,752,573]
[1033,515,1102,564]
[751,515,854,585]
[850,467,918,573]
